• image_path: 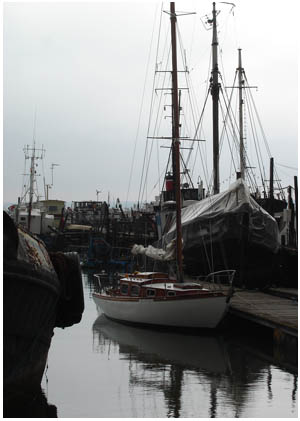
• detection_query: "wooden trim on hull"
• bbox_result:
[92,292,225,302]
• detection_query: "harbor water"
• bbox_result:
[38,270,297,418]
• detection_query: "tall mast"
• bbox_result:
[170,2,183,282]
[27,141,36,231]
[238,48,245,179]
[211,2,220,194]
[28,109,37,231]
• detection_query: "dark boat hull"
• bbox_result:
[3,211,61,403]
[4,267,59,402]
[3,211,84,405]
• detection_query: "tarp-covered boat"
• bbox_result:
[159,179,280,288]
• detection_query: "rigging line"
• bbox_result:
[189,33,212,170]
[245,76,284,195]
[127,2,160,206]
[218,99,238,179]
[152,158,171,194]
[244,86,267,181]
[187,6,197,68]
[177,25,201,124]
[179,152,194,187]
[153,33,172,197]
[186,43,214,191]
[244,89,267,194]
[190,141,200,179]
[137,4,165,205]
[41,146,46,199]
[196,52,214,188]
[219,77,239,153]
[245,74,272,157]
[144,34,172,205]
[217,2,237,91]
[221,97,257,193]
[221,77,256,192]
[219,84,240,161]
[189,89,211,186]
[140,53,172,204]
[177,26,210,187]
[222,73,259,191]
[21,149,28,203]
[245,77,285,198]
[277,163,298,171]
[245,93,266,185]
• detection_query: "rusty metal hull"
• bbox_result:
[3,212,61,403]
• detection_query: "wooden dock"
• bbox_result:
[229,288,298,339]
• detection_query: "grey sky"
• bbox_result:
[3,0,298,206]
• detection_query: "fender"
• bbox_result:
[50,252,85,328]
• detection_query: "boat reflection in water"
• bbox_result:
[3,386,57,418]
[92,314,297,418]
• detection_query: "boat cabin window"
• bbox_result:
[146,288,156,297]
[120,283,129,295]
[130,285,140,296]
[167,291,176,297]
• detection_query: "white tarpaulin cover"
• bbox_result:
[132,179,280,261]
[161,178,280,253]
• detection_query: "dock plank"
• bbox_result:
[229,290,298,336]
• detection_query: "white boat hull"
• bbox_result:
[93,294,229,329]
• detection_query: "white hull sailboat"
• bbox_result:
[93,2,235,329]
[93,271,234,329]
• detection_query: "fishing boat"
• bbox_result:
[3,211,84,405]
[8,142,65,235]
[93,2,235,329]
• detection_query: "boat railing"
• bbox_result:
[206,269,236,284]
[94,273,113,293]
[195,270,236,292]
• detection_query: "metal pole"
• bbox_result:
[211,2,220,194]
[269,157,274,199]
[268,157,274,217]
[238,49,245,179]
[27,148,35,231]
[170,2,183,282]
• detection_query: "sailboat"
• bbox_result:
[92,2,235,329]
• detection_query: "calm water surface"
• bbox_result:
[41,270,298,418]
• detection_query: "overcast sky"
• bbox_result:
[3,0,298,206]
